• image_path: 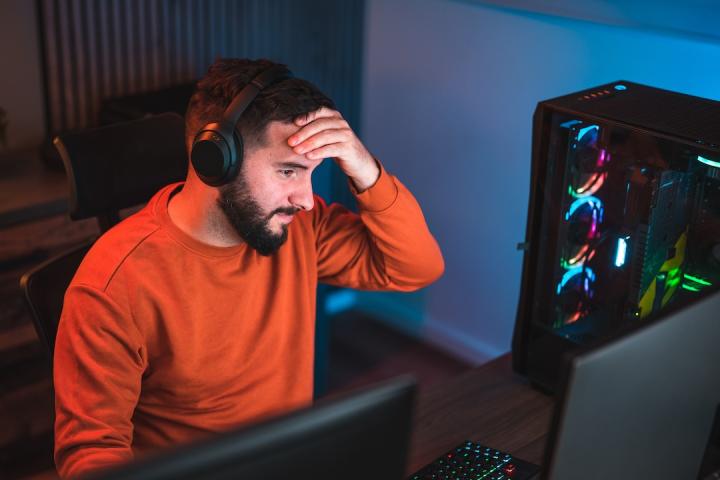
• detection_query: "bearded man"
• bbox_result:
[53,58,444,479]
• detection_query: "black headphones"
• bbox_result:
[190,65,293,187]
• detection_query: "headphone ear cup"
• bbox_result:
[191,123,237,186]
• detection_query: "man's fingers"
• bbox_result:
[288,117,350,148]
[294,107,342,127]
[304,142,344,161]
[293,129,351,155]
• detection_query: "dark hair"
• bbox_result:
[185,58,335,154]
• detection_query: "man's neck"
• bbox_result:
[167,183,244,248]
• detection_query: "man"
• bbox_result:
[53,58,444,478]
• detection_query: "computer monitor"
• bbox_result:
[542,287,720,479]
[89,376,416,480]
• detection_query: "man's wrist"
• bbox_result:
[349,158,381,193]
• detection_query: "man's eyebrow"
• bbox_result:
[273,161,309,170]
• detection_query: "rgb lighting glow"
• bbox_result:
[697,155,720,168]
[566,196,603,219]
[572,171,607,197]
[557,266,596,295]
[560,119,582,129]
[566,312,582,324]
[684,273,712,286]
[556,265,596,325]
[577,125,598,142]
[568,244,589,265]
[565,197,604,242]
[562,248,597,269]
[615,237,628,267]
[598,149,607,165]
[666,267,682,290]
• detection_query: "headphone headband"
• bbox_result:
[223,65,293,128]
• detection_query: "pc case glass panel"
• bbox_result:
[532,113,720,344]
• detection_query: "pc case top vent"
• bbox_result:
[551,81,720,149]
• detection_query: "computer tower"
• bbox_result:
[512,81,720,392]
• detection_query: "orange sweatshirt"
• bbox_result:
[53,165,444,478]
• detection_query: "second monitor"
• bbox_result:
[543,287,720,479]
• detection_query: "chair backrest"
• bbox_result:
[53,112,188,232]
[20,241,93,367]
[21,112,189,364]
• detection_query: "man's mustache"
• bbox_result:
[268,206,300,219]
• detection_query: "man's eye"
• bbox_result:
[279,169,295,178]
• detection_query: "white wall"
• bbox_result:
[0,0,46,151]
[360,0,720,364]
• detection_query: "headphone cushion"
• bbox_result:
[191,127,239,186]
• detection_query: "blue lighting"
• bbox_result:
[577,125,598,142]
[558,267,582,294]
[565,195,603,220]
[697,155,720,168]
[557,266,595,294]
[615,237,628,267]
[324,289,357,315]
[560,119,582,129]
[614,84,627,91]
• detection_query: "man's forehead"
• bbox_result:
[259,121,323,168]
[265,119,298,138]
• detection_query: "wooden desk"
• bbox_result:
[408,353,554,473]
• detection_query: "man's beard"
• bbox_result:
[217,176,298,256]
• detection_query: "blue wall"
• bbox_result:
[359,0,720,364]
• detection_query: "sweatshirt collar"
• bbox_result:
[154,183,248,258]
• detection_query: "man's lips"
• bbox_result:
[275,212,295,223]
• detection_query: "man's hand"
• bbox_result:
[288,107,380,192]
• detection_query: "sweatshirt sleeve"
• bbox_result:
[313,161,444,291]
[54,283,147,479]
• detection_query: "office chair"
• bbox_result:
[20,112,188,366]
[20,241,93,365]
[56,112,188,232]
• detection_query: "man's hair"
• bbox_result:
[185,58,335,154]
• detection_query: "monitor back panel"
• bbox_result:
[92,377,416,480]
[544,288,720,479]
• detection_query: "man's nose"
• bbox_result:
[289,179,314,212]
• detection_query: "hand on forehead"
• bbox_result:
[284,106,377,191]
[286,107,351,161]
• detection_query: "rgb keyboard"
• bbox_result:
[408,440,540,480]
